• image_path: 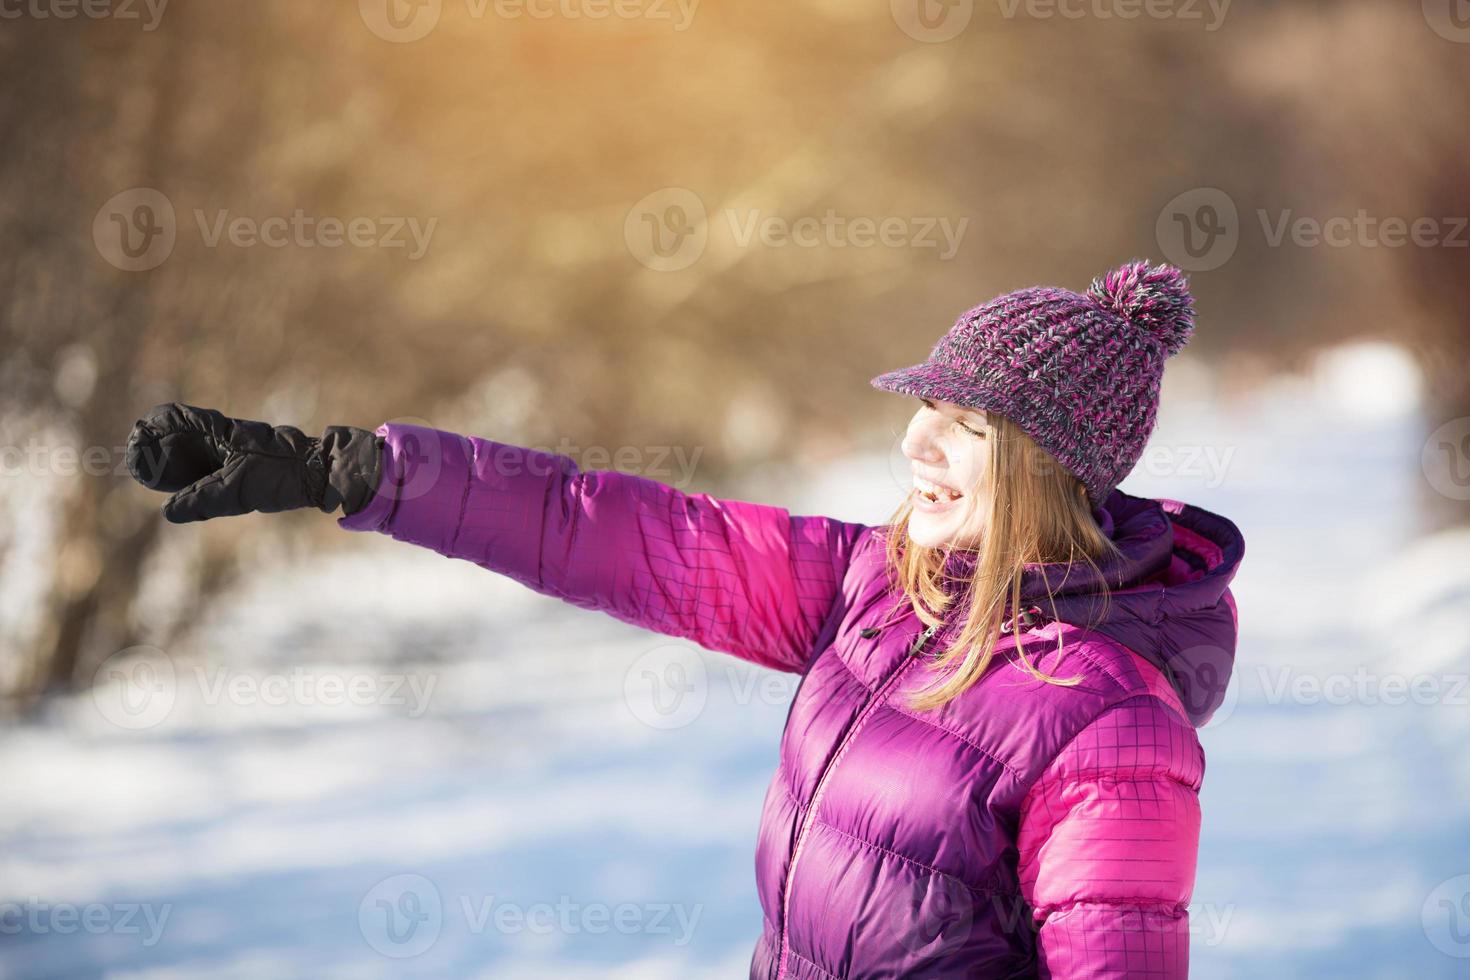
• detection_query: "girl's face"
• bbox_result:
[901,396,990,550]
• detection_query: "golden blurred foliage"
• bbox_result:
[2,0,1467,700]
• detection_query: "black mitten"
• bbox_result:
[125,403,383,524]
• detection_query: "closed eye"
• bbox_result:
[920,397,985,438]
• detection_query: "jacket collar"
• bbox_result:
[931,489,1245,727]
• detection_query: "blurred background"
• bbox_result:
[3,1,1470,977]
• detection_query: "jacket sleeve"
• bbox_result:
[337,422,871,673]
[1016,692,1205,979]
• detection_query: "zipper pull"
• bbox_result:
[910,623,940,657]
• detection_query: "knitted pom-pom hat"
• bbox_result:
[871,259,1196,508]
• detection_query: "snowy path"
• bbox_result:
[4,353,1468,978]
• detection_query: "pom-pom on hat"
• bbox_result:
[871,259,1196,508]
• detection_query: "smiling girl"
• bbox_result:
[127,258,1245,978]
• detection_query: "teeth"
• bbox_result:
[914,477,962,502]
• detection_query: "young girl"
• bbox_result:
[126,259,1245,979]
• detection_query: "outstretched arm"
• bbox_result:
[338,422,872,674]
[1017,690,1204,979]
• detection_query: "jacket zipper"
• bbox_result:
[775,622,941,977]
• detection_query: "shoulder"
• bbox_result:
[920,624,1203,800]
[1021,629,1206,818]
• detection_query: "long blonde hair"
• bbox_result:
[884,413,1122,712]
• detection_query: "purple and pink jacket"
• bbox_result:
[340,423,1245,979]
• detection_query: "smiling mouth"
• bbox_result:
[914,476,964,504]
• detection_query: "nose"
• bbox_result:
[901,420,944,467]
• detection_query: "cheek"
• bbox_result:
[950,441,986,489]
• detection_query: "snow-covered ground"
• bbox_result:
[4,344,1469,979]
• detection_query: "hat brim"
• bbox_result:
[873,361,1114,509]
[870,360,989,410]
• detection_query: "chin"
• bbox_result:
[907,515,960,549]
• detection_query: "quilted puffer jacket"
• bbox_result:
[339,423,1246,979]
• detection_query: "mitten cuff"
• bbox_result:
[319,425,385,516]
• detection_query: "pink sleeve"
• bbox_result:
[338,422,869,673]
[1017,667,1205,979]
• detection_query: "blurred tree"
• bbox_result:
[3,0,1465,706]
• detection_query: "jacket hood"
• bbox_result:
[938,488,1245,728]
